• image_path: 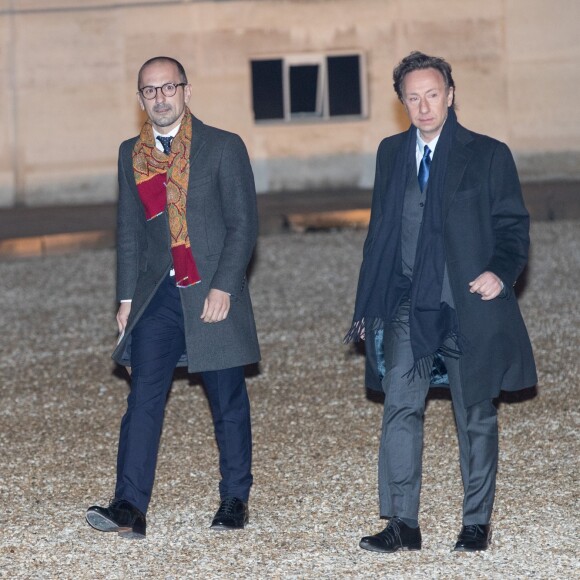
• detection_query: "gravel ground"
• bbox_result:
[0,221,578,579]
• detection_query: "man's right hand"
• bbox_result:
[117,302,132,333]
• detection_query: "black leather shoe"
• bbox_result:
[210,497,249,530]
[453,524,491,552]
[359,517,422,553]
[86,499,146,539]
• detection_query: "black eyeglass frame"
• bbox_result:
[138,82,187,100]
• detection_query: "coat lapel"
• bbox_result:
[123,137,140,197]
[443,125,473,220]
[188,115,207,176]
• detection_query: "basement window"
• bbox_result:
[251,53,366,122]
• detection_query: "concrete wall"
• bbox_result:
[0,0,578,206]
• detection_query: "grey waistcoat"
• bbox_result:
[401,164,454,307]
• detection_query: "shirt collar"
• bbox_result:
[153,124,180,140]
[416,129,440,155]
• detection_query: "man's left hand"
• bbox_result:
[469,271,503,301]
[201,288,231,323]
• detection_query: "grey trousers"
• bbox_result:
[378,303,498,526]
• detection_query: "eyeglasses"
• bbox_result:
[138,82,187,100]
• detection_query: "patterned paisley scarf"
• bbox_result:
[132,106,201,287]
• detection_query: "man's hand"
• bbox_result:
[469,271,503,301]
[201,289,231,323]
[117,302,132,333]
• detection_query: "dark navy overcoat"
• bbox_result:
[361,124,537,406]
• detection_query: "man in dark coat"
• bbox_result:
[347,52,536,553]
[86,56,260,539]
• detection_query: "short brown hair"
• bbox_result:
[393,51,455,108]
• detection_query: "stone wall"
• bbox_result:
[0,0,578,205]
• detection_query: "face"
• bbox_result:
[401,68,453,142]
[137,61,191,134]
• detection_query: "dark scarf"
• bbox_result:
[345,108,460,375]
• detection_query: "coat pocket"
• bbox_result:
[454,187,480,201]
[189,174,212,189]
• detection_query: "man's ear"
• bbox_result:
[184,84,192,105]
[137,93,145,111]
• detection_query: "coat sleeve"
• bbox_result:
[210,134,258,296]
[361,139,388,259]
[484,142,530,289]
[116,141,145,302]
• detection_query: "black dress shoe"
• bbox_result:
[359,517,422,553]
[210,497,249,530]
[86,499,146,539]
[453,524,491,552]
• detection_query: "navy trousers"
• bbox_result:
[115,274,253,514]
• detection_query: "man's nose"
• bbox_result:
[419,98,429,113]
[154,88,166,103]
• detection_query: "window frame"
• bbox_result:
[250,51,367,124]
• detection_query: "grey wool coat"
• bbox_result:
[362,123,537,406]
[112,115,260,373]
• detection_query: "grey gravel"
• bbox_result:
[0,221,578,579]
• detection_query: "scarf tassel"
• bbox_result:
[343,317,386,344]
[403,331,462,382]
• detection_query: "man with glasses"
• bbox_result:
[347,52,536,553]
[86,56,260,539]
